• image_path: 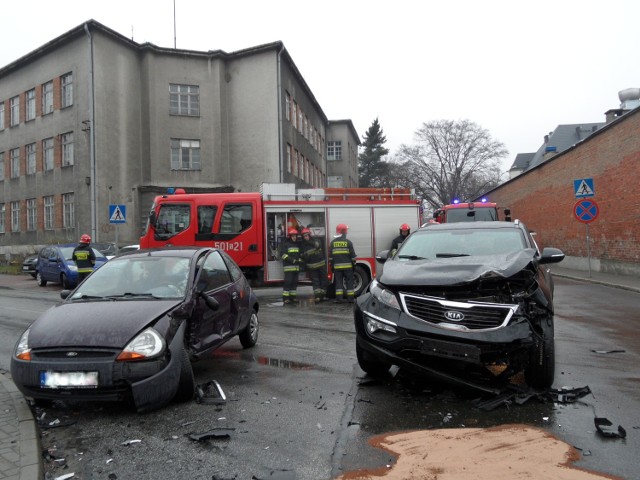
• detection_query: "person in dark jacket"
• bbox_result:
[329,224,357,303]
[389,223,411,257]
[72,234,96,283]
[278,228,302,305]
[301,228,329,303]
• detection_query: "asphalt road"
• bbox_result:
[0,277,638,479]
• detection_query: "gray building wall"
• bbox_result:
[0,20,358,259]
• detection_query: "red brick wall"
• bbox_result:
[487,110,640,265]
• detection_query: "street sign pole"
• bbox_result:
[585,224,592,278]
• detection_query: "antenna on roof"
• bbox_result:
[173,0,177,48]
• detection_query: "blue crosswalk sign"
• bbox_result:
[574,178,595,198]
[109,205,126,224]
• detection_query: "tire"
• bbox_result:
[36,271,47,287]
[239,309,259,348]
[524,317,555,389]
[174,346,195,402]
[353,265,371,297]
[356,341,391,376]
[61,273,72,289]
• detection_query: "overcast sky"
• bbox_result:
[3,0,639,177]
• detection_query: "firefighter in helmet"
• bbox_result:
[301,228,329,303]
[72,234,96,283]
[389,223,411,257]
[329,224,357,303]
[278,227,302,305]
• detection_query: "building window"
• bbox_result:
[0,203,4,233]
[26,89,36,121]
[42,81,53,114]
[11,201,20,232]
[26,198,37,231]
[43,138,54,171]
[298,108,303,133]
[62,192,74,228]
[62,132,74,166]
[298,153,303,177]
[292,102,297,129]
[285,92,290,122]
[286,144,292,172]
[10,148,20,178]
[169,84,199,116]
[26,143,36,175]
[44,196,54,230]
[327,141,342,161]
[61,73,73,108]
[10,96,19,126]
[0,101,4,130]
[170,139,201,170]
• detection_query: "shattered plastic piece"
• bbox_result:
[594,417,627,438]
[54,473,76,480]
[106,458,114,464]
[548,386,592,403]
[121,439,142,446]
[196,380,227,405]
[188,428,235,441]
[591,349,625,354]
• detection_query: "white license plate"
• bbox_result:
[40,371,99,388]
[22,266,29,271]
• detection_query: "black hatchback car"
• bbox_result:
[11,247,259,412]
[355,221,565,391]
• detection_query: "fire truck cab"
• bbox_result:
[432,199,510,223]
[140,184,421,296]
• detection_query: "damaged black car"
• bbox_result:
[354,220,565,391]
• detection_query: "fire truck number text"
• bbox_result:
[213,241,243,252]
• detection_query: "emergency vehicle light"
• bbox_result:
[480,197,488,203]
[452,198,460,204]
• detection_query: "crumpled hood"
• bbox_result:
[379,249,538,286]
[27,299,182,349]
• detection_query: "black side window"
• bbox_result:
[220,250,243,282]
[220,204,252,234]
[197,205,217,234]
[201,251,232,291]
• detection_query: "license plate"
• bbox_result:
[40,371,99,388]
[22,266,29,271]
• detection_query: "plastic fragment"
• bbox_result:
[121,439,142,446]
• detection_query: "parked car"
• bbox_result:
[35,244,109,288]
[354,220,565,391]
[117,244,140,254]
[22,255,38,278]
[11,247,260,412]
[92,242,118,259]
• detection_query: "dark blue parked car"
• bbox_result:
[36,244,108,288]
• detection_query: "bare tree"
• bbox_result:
[393,119,507,210]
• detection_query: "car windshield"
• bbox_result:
[445,208,498,222]
[59,246,106,261]
[397,228,526,260]
[70,256,191,300]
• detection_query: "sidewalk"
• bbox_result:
[0,267,638,480]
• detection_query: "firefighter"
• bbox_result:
[301,228,329,303]
[72,234,96,283]
[278,227,302,305]
[389,223,411,256]
[329,224,357,303]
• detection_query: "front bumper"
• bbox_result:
[10,323,185,412]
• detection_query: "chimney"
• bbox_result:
[543,146,557,161]
[604,88,640,123]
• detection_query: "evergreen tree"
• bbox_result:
[358,118,390,187]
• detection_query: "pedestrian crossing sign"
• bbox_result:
[574,178,595,198]
[109,204,126,224]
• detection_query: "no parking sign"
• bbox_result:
[573,199,599,224]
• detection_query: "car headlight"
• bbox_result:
[117,328,166,361]
[15,328,32,361]
[370,280,400,310]
[68,264,78,272]
[365,314,397,334]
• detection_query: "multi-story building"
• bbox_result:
[0,20,359,257]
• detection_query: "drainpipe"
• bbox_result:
[276,43,285,183]
[84,23,97,241]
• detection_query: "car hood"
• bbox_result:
[380,249,538,286]
[27,299,182,349]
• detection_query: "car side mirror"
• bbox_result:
[376,250,390,263]
[60,290,71,300]
[539,247,565,265]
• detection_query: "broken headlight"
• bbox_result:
[370,280,400,310]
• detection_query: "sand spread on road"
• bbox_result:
[338,424,622,480]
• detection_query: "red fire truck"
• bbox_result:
[139,183,421,296]
[432,199,511,223]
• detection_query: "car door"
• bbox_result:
[188,251,235,355]
[40,247,56,282]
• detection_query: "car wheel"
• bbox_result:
[356,341,391,376]
[174,346,195,402]
[353,265,371,297]
[30,272,37,279]
[61,273,72,289]
[36,271,47,287]
[524,317,555,389]
[239,309,259,348]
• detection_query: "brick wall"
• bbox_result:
[486,109,640,271]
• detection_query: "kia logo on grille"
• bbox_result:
[66,352,78,357]
[444,310,465,322]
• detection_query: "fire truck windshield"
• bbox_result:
[154,204,191,239]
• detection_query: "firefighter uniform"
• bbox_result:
[329,225,357,302]
[278,229,301,304]
[301,229,329,303]
[72,234,96,283]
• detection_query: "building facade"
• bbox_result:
[0,20,359,257]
